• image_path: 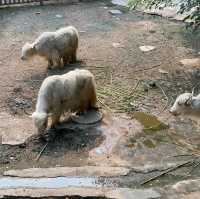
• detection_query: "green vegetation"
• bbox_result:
[128,0,200,29]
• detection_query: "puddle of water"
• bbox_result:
[89,114,140,157]
[0,176,113,189]
[133,112,168,133]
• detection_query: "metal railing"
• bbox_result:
[0,0,44,6]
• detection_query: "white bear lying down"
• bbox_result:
[32,69,97,133]
[21,26,79,69]
[170,92,200,116]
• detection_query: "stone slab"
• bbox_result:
[0,187,161,199]
[0,112,35,145]
[180,58,200,67]
[139,45,155,52]
[4,166,130,178]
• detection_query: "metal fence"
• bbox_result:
[0,0,44,6]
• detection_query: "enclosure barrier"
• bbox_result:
[0,0,44,6]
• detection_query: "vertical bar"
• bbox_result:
[40,0,43,6]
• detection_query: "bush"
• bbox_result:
[128,0,200,30]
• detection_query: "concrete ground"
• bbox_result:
[0,0,200,198]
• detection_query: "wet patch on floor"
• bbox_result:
[0,176,116,189]
[0,113,141,174]
[133,112,168,132]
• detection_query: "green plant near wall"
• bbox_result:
[128,0,200,30]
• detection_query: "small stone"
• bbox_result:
[111,0,128,6]
[55,14,63,18]
[159,69,168,74]
[95,148,104,155]
[149,30,156,33]
[112,42,124,48]
[180,58,200,67]
[13,87,22,93]
[18,143,26,148]
[148,81,157,88]
[109,9,122,15]
[139,46,155,52]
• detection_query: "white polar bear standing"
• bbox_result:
[21,26,79,69]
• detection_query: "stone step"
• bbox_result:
[3,166,130,178]
[0,187,161,199]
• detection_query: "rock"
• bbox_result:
[112,42,125,48]
[148,80,157,88]
[139,45,155,52]
[0,187,161,198]
[35,12,41,14]
[55,14,63,18]
[170,179,200,193]
[109,9,123,15]
[4,166,130,178]
[180,58,200,67]
[111,0,128,6]
[182,192,200,199]
[0,187,108,198]
[14,98,31,108]
[162,178,200,198]
[159,69,168,74]
[79,30,86,33]
[106,188,161,199]
[149,30,156,33]
[131,162,182,174]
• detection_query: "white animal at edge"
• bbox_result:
[170,92,200,116]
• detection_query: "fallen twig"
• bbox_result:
[187,159,200,175]
[133,63,162,73]
[82,58,113,62]
[156,84,169,115]
[170,154,195,158]
[35,142,49,162]
[98,98,113,113]
[129,79,141,96]
[140,159,193,185]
